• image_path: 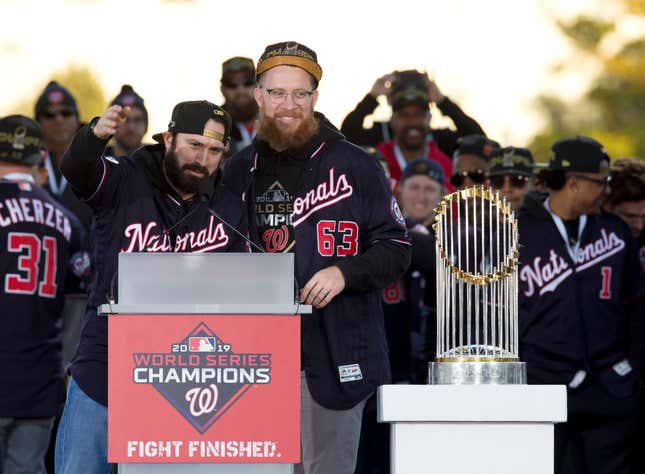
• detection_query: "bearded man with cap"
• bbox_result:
[487,146,535,211]
[224,41,411,474]
[0,115,86,474]
[517,136,642,474]
[220,56,258,155]
[105,84,148,158]
[54,101,248,474]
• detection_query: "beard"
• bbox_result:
[163,143,210,196]
[228,96,258,123]
[255,108,319,152]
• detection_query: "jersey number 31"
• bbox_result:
[4,232,58,298]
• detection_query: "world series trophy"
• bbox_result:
[429,186,526,384]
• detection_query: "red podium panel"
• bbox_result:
[108,314,300,463]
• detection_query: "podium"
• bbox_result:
[99,253,311,474]
[378,385,567,474]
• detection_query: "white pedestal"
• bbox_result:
[378,385,567,474]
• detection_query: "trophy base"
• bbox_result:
[429,361,527,385]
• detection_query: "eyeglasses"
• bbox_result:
[41,109,75,119]
[449,170,486,188]
[222,78,255,89]
[569,174,612,187]
[263,88,314,104]
[489,174,530,189]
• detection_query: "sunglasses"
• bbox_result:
[450,170,486,188]
[489,174,530,189]
[569,174,612,187]
[41,109,75,119]
[222,78,256,89]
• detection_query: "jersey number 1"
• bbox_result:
[4,232,58,298]
[599,266,612,300]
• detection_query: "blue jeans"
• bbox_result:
[55,378,112,474]
[0,416,54,474]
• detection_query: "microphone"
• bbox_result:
[198,178,266,254]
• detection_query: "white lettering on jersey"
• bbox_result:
[292,167,353,227]
[520,228,626,297]
[121,215,229,253]
[0,197,72,241]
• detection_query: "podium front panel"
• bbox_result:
[108,314,300,464]
[118,253,295,305]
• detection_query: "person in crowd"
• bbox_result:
[223,41,411,474]
[398,157,445,230]
[487,146,535,211]
[341,69,485,155]
[517,136,642,474]
[35,81,92,232]
[220,56,258,155]
[0,115,86,474]
[374,77,454,190]
[105,85,148,158]
[449,134,499,190]
[54,100,248,473]
[604,158,645,247]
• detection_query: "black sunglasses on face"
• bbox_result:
[489,174,530,189]
[222,78,256,89]
[450,170,486,188]
[569,173,612,187]
[42,109,74,119]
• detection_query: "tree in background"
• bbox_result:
[10,64,106,124]
[530,0,645,162]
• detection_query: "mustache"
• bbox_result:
[275,111,303,119]
[182,162,208,175]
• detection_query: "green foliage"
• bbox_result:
[529,4,645,160]
[9,64,107,123]
[557,16,614,51]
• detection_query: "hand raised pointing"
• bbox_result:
[92,105,131,139]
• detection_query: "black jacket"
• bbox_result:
[61,122,248,406]
[224,114,411,409]
[517,191,642,397]
[340,94,485,154]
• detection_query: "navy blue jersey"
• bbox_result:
[0,175,85,417]
[63,126,248,406]
[517,192,642,396]
[224,116,410,410]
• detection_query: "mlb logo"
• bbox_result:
[189,337,216,352]
[338,363,363,383]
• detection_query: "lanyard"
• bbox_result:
[2,173,35,183]
[236,122,255,148]
[544,197,587,263]
[393,142,430,173]
[44,154,68,196]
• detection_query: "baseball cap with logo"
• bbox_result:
[488,147,535,177]
[34,81,78,120]
[454,134,501,161]
[256,41,322,87]
[152,101,232,145]
[391,84,430,112]
[548,136,610,173]
[401,158,445,186]
[0,115,44,166]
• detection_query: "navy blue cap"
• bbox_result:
[401,158,445,186]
